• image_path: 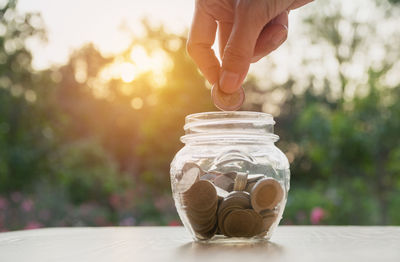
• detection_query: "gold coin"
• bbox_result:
[217,191,251,235]
[183,180,218,212]
[211,83,245,111]
[233,172,248,191]
[187,213,215,227]
[189,207,217,227]
[245,209,264,236]
[195,223,218,240]
[200,173,217,181]
[190,212,217,233]
[245,181,257,193]
[247,174,265,183]
[186,200,218,216]
[250,178,284,213]
[222,172,237,180]
[223,209,255,237]
[217,206,236,235]
[185,200,217,218]
[176,165,200,193]
[218,208,232,236]
[214,174,234,192]
[181,162,203,177]
[259,209,278,234]
[218,191,251,215]
[207,170,223,176]
[215,186,229,201]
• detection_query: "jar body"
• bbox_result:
[170,112,290,241]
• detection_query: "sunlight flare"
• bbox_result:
[119,62,136,83]
[131,97,143,109]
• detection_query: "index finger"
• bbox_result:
[187,3,220,85]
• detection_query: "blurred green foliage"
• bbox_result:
[267,0,400,225]
[0,0,399,230]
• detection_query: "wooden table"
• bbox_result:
[0,226,399,262]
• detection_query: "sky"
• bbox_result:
[14,0,384,83]
[12,0,399,110]
[15,0,311,71]
[17,0,195,69]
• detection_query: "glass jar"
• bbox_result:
[170,111,290,242]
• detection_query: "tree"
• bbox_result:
[243,0,400,224]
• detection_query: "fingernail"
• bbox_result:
[271,12,288,30]
[271,29,288,46]
[271,21,288,31]
[219,70,240,94]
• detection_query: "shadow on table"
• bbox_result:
[177,237,284,259]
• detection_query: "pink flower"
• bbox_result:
[0,197,8,210]
[168,220,181,227]
[109,194,121,209]
[119,217,136,226]
[25,221,43,230]
[11,192,22,203]
[95,216,107,226]
[154,196,174,213]
[310,207,325,225]
[21,199,34,212]
[79,203,94,216]
[154,197,168,211]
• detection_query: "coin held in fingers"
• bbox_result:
[211,83,245,111]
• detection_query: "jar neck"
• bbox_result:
[181,111,279,145]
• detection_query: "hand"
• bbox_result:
[187,0,313,94]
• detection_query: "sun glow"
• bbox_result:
[130,46,151,70]
[119,62,136,83]
[131,97,143,109]
[98,45,173,89]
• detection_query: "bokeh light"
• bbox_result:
[0,0,399,232]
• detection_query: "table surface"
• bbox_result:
[0,226,399,262]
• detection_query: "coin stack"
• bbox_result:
[177,163,218,240]
[176,162,284,240]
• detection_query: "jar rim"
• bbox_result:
[181,133,279,144]
[182,111,278,144]
[184,111,275,131]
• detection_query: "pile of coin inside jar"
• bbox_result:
[176,162,284,240]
